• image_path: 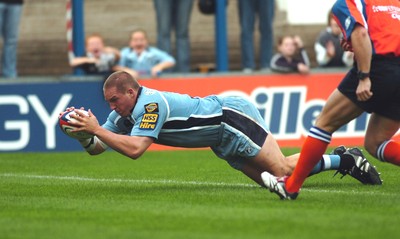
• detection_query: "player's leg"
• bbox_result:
[365,113,400,166]
[250,133,290,177]
[285,89,364,193]
[241,134,353,185]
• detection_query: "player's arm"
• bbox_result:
[77,136,107,155]
[350,24,373,101]
[89,127,154,159]
[70,109,153,159]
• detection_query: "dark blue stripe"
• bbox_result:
[222,109,267,147]
[162,115,222,130]
[310,126,331,141]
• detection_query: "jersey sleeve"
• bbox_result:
[332,0,367,41]
[102,111,127,134]
[130,90,169,139]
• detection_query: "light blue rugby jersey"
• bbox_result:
[102,86,224,147]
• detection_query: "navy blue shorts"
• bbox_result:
[338,55,400,120]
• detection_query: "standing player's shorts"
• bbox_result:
[338,55,400,121]
[211,97,269,170]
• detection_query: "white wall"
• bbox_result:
[277,0,336,25]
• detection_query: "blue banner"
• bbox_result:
[0,81,110,152]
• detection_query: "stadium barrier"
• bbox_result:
[1,72,394,152]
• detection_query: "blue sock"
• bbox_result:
[309,154,341,176]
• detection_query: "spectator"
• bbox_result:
[69,33,120,77]
[153,0,193,73]
[238,0,275,73]
[270,35,311,74]
[115,29,175,79]
[0,0,24,78]
[314,11,354,68]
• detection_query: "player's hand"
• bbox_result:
[356,78,373,101]
[69,109,100,135]
[58,106,85,118]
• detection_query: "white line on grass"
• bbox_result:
[0,173,389,196]
[0,173,256,188]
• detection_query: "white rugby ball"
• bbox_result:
[59,110,93,140]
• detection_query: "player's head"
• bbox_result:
[103,71,141,116]
[129,29,149,54]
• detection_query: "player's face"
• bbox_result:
[104,86,136,117]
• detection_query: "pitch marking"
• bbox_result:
[0,173,390,196]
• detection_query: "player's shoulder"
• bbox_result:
[139,87,165,104]
[135,87,167,112]
[141,86,159,96]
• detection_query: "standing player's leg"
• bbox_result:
[365,113,400,165]
[284,90,363,193]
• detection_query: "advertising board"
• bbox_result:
[1,73,389,152]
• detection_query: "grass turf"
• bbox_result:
[1,149,399,239]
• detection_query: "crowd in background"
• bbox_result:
[0,0,354,79]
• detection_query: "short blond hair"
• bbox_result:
[103,71,140,93]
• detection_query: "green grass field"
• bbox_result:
[1,148,399,239]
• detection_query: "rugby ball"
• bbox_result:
[59,110,93,140]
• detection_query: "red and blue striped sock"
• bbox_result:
[377,140,400,166]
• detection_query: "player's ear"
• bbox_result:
[127,88,135,97]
